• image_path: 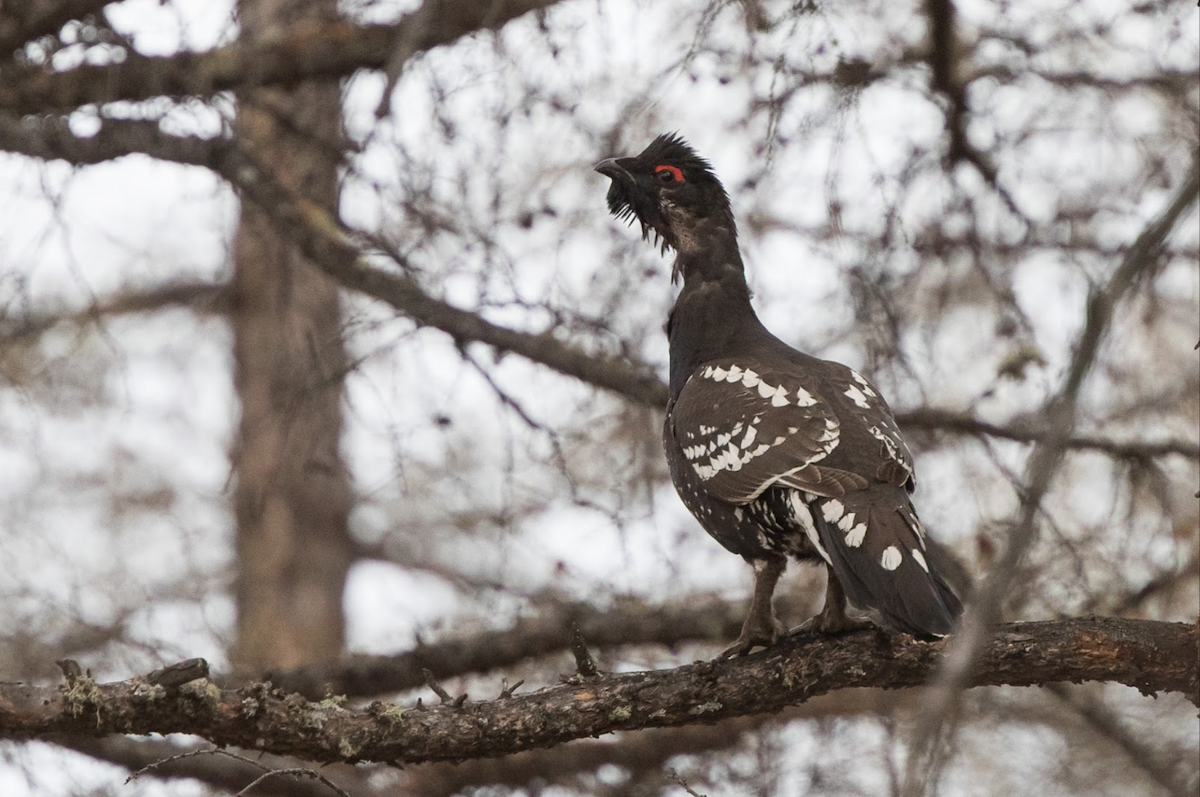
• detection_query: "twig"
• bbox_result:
[568,621,601,678]
[236,766,352,797]
[127,747,270,783]
[127,748,350,797]
[422,668,466,706]
[146,659,210,689]
[666,767,708,797]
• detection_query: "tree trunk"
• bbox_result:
[230,0,352,675]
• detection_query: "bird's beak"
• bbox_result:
[594,157,631,180]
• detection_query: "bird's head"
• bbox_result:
[595,133,734,261]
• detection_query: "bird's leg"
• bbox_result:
[793,564,873,636]
[721,554,788,657]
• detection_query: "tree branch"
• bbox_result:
[0,0,113,57]
[895,408,1199,462]
[0,113,218,165]
[0,278,228,343]
[1,618,1195,766]
[0,1,563,116]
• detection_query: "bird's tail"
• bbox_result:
[810,486,962,637]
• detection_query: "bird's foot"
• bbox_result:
[719,616,787,658]
[789,611,873,638]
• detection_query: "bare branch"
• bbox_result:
[924,0,1024,220]
[896,408,1199,462]
[60,737,371,796]
[0,113,218,165]
[0,1,564,116]
[1,618,1195,765]
[0,278,228,343]
[0,0,113,56]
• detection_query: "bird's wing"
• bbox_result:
[669,360,868,504]
[816,364,916,489]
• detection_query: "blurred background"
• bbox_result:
[0,0,1196,794]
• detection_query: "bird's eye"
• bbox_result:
[655,165,684,183]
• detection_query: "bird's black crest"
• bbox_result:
[596,132,732,254]
[639,132,720,182]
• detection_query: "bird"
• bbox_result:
[595,133,963,655]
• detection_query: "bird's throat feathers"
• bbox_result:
[668,259,761,396]
[670,229,745,284]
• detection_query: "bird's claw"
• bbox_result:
[719,618,787,658]
[789,612,873,638]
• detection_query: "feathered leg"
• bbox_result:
[722,553,787,657]
[793,564,872,635]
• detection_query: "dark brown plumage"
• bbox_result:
[596,134,962,654]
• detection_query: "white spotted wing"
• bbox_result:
[669,359,867,504]
[835,367,915,488]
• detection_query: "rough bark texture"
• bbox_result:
[1,618,1195,765]
[229,0,352,675]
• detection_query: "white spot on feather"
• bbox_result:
[836,513,857,531]
[724,444,742,470]
[741,370,761,388]
[844,385,871,409]
[725,365,743,382]
[821,500,845,522]
[740,425,758,448]
[790,492,831,564]
[795,387,817,407]
[880,546,902,570]
[912,548,929,572]
[851,370,878,396]
[845,523,867,548]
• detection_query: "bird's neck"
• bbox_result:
[667,241,772,399]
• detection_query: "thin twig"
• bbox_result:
[568,621,601,678]
[666,767,709,797]
[236,767,352,797]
